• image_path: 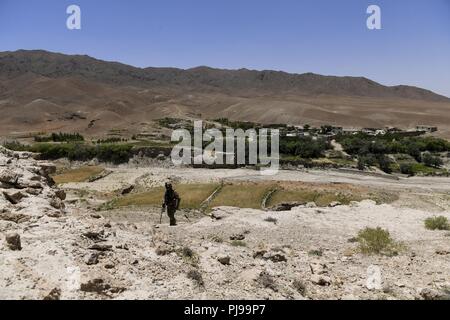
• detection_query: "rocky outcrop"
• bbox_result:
[0,146,65,222]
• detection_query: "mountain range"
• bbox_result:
[1,50,449,138]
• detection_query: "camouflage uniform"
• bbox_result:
[163,184,180,226]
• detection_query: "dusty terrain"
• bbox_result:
[1,148,449,300]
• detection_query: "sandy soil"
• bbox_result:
[1,161,449,300]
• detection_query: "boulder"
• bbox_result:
[55,189,66,201]
[0,211,31,224]
[80,279,125,295]
[43,288,61,300]
[217,255,231,265]
[263,252,287,263]
[121,185,135,196]
[5,233,22,251]
[3,190,28,205]
[84,252,100,265]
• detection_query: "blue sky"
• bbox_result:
[0,0,449,96]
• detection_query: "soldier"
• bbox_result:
[162,183,181,226]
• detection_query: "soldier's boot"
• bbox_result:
[168,210,177,226]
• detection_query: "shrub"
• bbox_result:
[179,247,199,265]
[23,143,134,164]
[424,216,450,231]
[187,270,204,287]
[35,132,84,143]
[293,279,307,296]
[2,141,28,151]
[308,249,323,257]
[422,153,444,168]
[230,240,247,247]
[258,272,277,291]
[357,227,403,256]
[357,154,377,170]
[279,136,331,159]
[400,163,415,175]
[264,217,278,224]
[377,155,393,174]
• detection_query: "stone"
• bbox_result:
[49,197,64,209]
[270,202,305,212]
[263,253,287,263]
[253,250,267,259]
[5,233,22,251]
[84,252,100,265]
[88,244,113,252]
[0,212,31,224]
[309,262,328,275]
[155,245,173,256]
[217,255,231,265]
[305,202,317,208]
[43,288,61,300]
[80,279,111,294]
[419,288,450,300]
[310,274,332,286]
[26,188,42,196]
[83,231,106,242]
[121,185,135,196]
[2,190,27,205]
[328,201,342,208]
[55,189,66,200]
[230,234,245,241]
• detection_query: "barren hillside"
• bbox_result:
[1,50,449,137]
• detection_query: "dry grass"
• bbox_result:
[425,216,450,231]
[209,182,275,209]
[357,227,404,256]
[112,183,218,209]
[267,182,398,207]
[53,166,105,184]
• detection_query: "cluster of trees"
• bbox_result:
[34,132,85,143]
[338,133,450,158]
[280,136,331,159]
[338,133,449,173]
[213,118,261,131]
[4,142,133,164]
[95,137,128,144]
[357,154,393,173]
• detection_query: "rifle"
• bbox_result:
[160,205,165,224]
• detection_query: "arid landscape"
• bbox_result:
[1,50,450,138]
[1,146,450,300]
[1,50,450,301]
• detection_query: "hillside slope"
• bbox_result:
[0,50,449,137]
